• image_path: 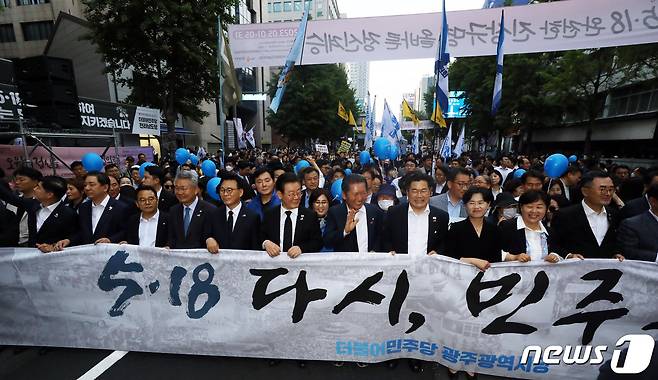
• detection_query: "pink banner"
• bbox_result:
[0,145,154,178]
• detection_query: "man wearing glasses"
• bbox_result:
[206,172,261,252]
[121,185,169,247]
[552,171,625,261]
[261,172,323,258]
[430,167,471,223]
[143,165,179,212]
[167,170,215,249]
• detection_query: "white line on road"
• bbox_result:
[77,350,129,380]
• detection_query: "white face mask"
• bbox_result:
[378,200,395,210]
[502,208,518,219]
[225,165,233,172]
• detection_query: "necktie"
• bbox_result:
[183,206,192,236]
[283,210,293,252]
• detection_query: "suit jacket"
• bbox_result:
[381,204,449,254]
[124,212,170,248]
[261,205,323,253]
[432,182,449,196]
[617,211,658,262]
[72,197,127,245]
[158,189,179,212]
[429,193,467,219]
[445,218,503,263]
[617,196,649,224]
[0,205,19,247]
[324,203,384,252]
[209,203,261,250]
[551,203,618,259]
[499,217,557,255]
[167,199,216,249]
[0,184,77,246]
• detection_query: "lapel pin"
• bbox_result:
[108,206,113,211]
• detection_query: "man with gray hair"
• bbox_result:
[167,170,215,249]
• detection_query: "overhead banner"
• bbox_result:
[1,245,657,379]
[228,0,658,68]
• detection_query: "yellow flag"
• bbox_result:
[402,99,419,126]
[430,100,447,128]
[348,110,357,127]
[361,117,366,133]
[337,101,349,122]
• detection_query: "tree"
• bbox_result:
[266,64,359,145]
[82,0,234,154]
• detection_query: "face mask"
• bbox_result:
[225,165,233,172]
[378,200,395,210]
[502,208,518,219]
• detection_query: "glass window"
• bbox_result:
[21,21,53,41]
[627,94,639,114]
[283,0,292,11]
[637,92,651,112]
[273,1,281,12]
[0,24,16,43]
[317,1,323,9]
[293,0,301,11]
[16,0,49,5]
[316,10,323,17]
[267,1,272,12]
[650,90,658,111]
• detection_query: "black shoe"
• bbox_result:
[408,359,423,373]
[268,359,281,367]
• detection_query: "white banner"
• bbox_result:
[315,143,329,153]
[1,245,657,379]
[228,0,658,68]
[131,106,161,135]
[233,117,247,149]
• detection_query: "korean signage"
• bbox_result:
[228,0,658,68]
[1,245,656,379]
[447,91,466,119]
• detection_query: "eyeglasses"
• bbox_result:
[284,191,302,198]
[453,182,471,189]
[138,197,157,204]
[219,188,237,195]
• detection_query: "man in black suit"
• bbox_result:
[6,166,42,246]
[559,165,583,204]
[324,174,384,253]
[261,172,323,258]
[121,185,169,247]
[109,174,139,216]
[617,183,658,262]
[382,173,449,255]
[299,166,321,209]
[167,170,215,249]
[552,171,624,260]
[617,170,658,222]
[55,172,127,249]
[143,165,179,212]
[0,175,77,251]
[206,172,261,252]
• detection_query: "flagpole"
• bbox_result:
[216,14,225,167]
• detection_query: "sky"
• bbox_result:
[337,0,485,121]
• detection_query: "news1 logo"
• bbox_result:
[521,334,655,374]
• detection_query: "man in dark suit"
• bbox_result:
[0,175,77,251]
[121,185,169,247]
[143,165,179,212]
[617,183,658,262]
[261,172,323,258]
[616,170,658,222]
[167,170,215,249]
[206,172,261,252]
[6,166,42,246]
[382,173,449,255]
[552,171,624,260]
[109,174,139,216]
[299,166,322,209]
[559,165,583,204]
[324,174,384,253]
[55,172,127,249]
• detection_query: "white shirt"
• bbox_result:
[36,200,61,233]
[226,202,242,231]
[91,195,111,234]
[353,206,369,253]
[582,200,609,246]
[407,205,430,256]
[434,182,446,195]
[138,210,160,247]
[279,206,298,246]
[183,196,199,220]
[495,166,514,184]
[516,217,560,262]
[392,177,403,198]
[560,178,571,200]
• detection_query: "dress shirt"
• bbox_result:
[138,210,160,247]
[392,177,403,198]
[91,195,111,234]
[226,202,242,231]
[36,200,61,233]
[447,195,464,222]
[434,182,446,195]
[343,205,368,253]
[495,166,514,184]
[582,200,609,246]
[560,178,571,200]
[408,205,430,255]
[279,206,298,247]
[513,217,560,262]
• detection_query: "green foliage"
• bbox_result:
[266,64,360,144]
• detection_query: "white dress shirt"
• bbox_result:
[36,200,61,233]
[434,182,446,195]
[226,202,242,231]
[183,196,199,217]
[407,205,430,256]
[516,217,560,262]
[582,200,609,246]
[138,210,160,247]
[91,195,111,234]
[354,206,369,253]
[392,177,403,198]
[279,206,298,246]
[560,178,571,200]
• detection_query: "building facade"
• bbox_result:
[346,61,369,110]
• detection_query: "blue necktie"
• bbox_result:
[183,206,192,236]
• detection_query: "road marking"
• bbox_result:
[77,350,129,380]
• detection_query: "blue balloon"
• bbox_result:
[513,168,526,179]
[139,162,156,178]
[373,138,391,160]
[344,168,352,176]
[189,154,199,166]
[544,153,569,179]
[388,144,400,160]
[569,155,577,163]
[294,160,311,174]
[201,160,217,177]
[175,148,190,165]
[359,151,371,165]
[206,177,222,201]
[330,178,343,203]
[81,153,104,172]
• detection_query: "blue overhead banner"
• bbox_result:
[447,91,466,119]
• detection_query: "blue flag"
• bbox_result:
[491,10,505,116]
[269,3,310,113]
[440,123,453,160]
[434,0,450,117]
